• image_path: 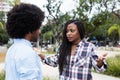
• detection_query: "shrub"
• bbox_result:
[104,55,120,77]
[0,29,9,44]
[0,71,5,80]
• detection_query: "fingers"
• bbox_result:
[33,47,41,55]
[96,53,108,67]
[102,53,108,57]
[96,57,104,62]
[97,54,107,62]
[98,53,108,60]
[33,47,40,52]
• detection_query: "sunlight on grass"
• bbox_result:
[104,55,120,77]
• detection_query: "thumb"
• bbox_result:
[102,53,108,57]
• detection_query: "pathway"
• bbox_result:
[1,63,120,80]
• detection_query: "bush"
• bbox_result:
[0,71,5,80]
[0,29,9,44]
[104,55,120,77]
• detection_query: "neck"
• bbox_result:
[72,40,81,46]
[24,34,31,42]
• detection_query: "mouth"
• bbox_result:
[67,37,72,41]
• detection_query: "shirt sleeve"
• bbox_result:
[42,53,59,67]
[90,44,107,72]
[15,51,42,80]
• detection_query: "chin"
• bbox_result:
[68,40,73,42]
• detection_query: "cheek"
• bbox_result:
[36,30,40,36]
[73,32,78,36]
[74,32,80,38]
[33,30,40,38]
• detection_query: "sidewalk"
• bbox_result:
[1,63,120,80]
[42,63,120,80]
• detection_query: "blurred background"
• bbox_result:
[0,0,120,80]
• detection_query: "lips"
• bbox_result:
[67,37,72,41]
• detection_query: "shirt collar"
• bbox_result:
[13,38,33,47]
[77,40,85,47]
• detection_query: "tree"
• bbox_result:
[108,24,120,44]
[0,0,20,45]
[7,0,20,6]
[0,22,3,29]
[44,0,71,46]
[72,0,120,38]
[43,0,120,46]
[0,29,9,45]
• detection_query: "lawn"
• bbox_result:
[0,51,55,63]
[103,55,120,77]
[0,53,6,63]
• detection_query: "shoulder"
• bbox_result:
[14,43,36,59]
[82,41,96,51]
[82,40,95,46]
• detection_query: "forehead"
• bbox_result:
[67,23,77,29]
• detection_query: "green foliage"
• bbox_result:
[43,51,55,54]
[41,25,53,34]
[0,12,5,26]
[43,0,120,44]
[43,77,50,80]
[104,55,120,77]
[0,71,5,80]
[44,0,71,44]
[0,29,9,44]
[43,31,53,41]
[0,22,3,29]
[0,71,56,80]
[108,24,120,44]
[73,0,120,38]
[108,24,120,36]
[7,0,20,6]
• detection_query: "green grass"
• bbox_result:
[0,71,57,80]
[103,55,120,77]
[43,77,50,80]
[43,51,56,54]
[0,71,5,80]
[0,51,55,63]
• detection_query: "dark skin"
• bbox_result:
[66,23,107,67]
[25,29,40,43]
[34,23,107,68]
[66,23,80,55]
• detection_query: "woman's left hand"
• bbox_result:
[96,53,108,68]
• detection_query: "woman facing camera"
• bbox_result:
[34,19,107,80]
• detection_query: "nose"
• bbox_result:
[66,31,71,36]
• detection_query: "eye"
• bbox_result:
[70,29,75,32]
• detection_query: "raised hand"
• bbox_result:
[33,47,41,55]
[33,47,45,59]
[96,53,108,68]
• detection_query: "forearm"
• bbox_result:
[38,53,45,60]
[42,54,59,67]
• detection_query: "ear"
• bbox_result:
[24,32,32,40]
[28,32,32,37]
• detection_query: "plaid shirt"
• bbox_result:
[43,40,107,80]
